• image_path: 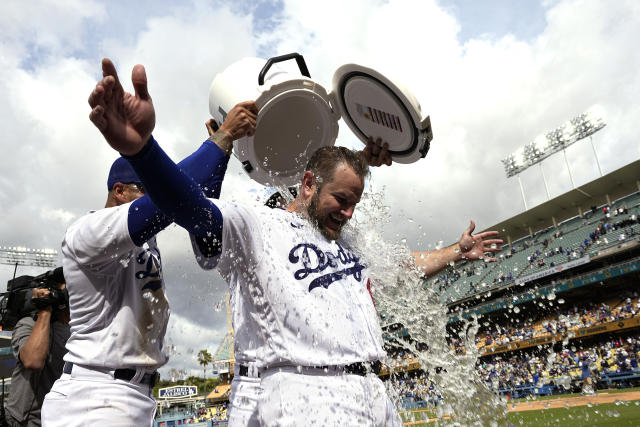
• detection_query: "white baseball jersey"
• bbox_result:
[191,200,385,368]
[61,203,170,370]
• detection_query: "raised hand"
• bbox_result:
[88,58,155,156]
[361,136,392,167]
[458,220,503,261]
[219,101,258,140]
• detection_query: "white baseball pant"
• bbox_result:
[42,367,156,427]
[256,367,401,426]
[228,373,262,427]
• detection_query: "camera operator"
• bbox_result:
[4,282,70,427]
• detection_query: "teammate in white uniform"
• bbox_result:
[87,58,502,426]
[42,58,257,427]
[41,181,168,426]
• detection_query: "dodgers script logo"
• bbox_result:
[288,243,365,291]
[135,247,163,292]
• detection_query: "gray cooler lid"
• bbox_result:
[331,63,432,164]
[230,57,432,188]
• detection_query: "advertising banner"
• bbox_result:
[518,256,590,284]
[159,385,198,399]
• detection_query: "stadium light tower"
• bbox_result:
[0,246,58,280]
[501,105,606,209]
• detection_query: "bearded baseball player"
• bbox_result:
[87,58,502,426]
[41,60,257,426]
[199,131,395,426]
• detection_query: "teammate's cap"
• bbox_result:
[107,157,141,191]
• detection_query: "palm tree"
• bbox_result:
[197,349,213,379]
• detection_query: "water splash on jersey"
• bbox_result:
[342,187,508,425]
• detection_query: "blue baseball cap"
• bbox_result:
[107,157,141,191]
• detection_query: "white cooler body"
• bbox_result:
[209,54,432,187]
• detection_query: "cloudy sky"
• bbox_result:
[1,0,639,377]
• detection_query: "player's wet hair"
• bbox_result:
[305,146,370,190]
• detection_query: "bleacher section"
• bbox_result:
[478,333,640,399]
[192,406,228,424]
[474,296,640,354]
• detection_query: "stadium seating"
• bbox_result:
[431,191,640,303]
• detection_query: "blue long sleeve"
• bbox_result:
[178,139,229,198]
[124,137,223,250]
[127,138,228,246]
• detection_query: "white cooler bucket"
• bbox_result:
[209,53,433,187]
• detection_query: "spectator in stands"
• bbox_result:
[580,356,595,395]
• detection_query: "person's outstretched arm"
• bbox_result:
[88,59,251,246]
[413,220,503,279]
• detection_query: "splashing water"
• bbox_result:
[342,188,507,425]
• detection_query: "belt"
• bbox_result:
[238,364,260,378]
[239,361,382,378]
[63,362,160,387]
[344,360,382,376]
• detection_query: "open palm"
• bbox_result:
[459,220,503,261]
[88,58,155,156]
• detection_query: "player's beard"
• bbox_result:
[307,191,343,241]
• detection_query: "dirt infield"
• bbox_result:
[508,390,640,412]
[401,390,640,424]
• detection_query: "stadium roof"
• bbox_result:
[485,159,640,243]
[212,331,234,363]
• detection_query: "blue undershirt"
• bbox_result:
[126,137,226,249]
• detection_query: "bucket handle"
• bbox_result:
[258,53,311,86]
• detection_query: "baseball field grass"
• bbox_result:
[399,388,640,426]
[507,400,640,426]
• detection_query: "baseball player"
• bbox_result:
[214,144,394,426]
[41,59,257,427]
[88,59,502,426]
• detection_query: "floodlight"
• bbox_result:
[0,245,58,268]
[501,104,607,209]
[584,105,605,126]
[513,147,526,167]
[533,135,549,153]
[561,121,576,143]
[501,105,606,179]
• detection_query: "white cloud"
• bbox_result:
[265,0,640,244]
[0,0,105,62]
[40,207,77,224]
[98,2,257,158]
